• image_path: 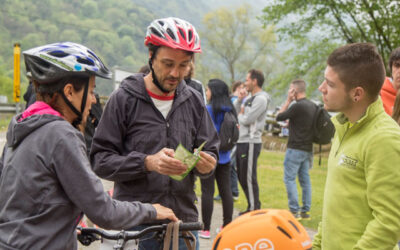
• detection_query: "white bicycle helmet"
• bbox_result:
[145,17,201,53]
[24,42,111,84]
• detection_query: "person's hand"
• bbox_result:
[195,151,216,174]
[238,88,247,101]
[152,204,178,222]
[145,148,187,175]
[287,88,296,102]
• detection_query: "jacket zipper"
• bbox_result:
[335,126,350,157]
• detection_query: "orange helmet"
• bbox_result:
[212,209,312,250]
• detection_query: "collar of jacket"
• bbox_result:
[120,74,193,106]
[332,97,384,132]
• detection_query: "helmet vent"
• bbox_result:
[178,28,186,40]
[166,28,176,40]
[277,226,292,239]
[49,50,69,58]
[150,27,163,38]
[77,57,95,66]
[158,20,164,26]
[288,220,300,233]
[188,30,193,41]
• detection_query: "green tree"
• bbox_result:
[201,5,276,83]
[0,67,14,102]
[261,0,400,94]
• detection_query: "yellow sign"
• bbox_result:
[13,43,21,103]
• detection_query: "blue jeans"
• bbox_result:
[129,224,199,250]
[283,148,312,213]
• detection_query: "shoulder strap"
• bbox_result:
[163,221,197,250]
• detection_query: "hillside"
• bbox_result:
[0,0,268,99]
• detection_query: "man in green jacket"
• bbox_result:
[313,43,400,249]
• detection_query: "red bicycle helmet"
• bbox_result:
[145,17,201,53]
[212,209,312,250]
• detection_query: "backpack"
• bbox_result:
[312,104,335,166]
[312,104,335,145]
[219,111,239,151]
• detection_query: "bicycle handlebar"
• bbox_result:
[78,221,203,241]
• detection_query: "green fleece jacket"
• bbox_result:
[313,98,400,250]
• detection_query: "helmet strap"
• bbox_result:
[148,52,170,94]
[59,81,89,128]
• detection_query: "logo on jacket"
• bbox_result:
[338,154,358,170]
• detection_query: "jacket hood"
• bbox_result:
[7,114,64,148]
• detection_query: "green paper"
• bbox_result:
[169,141,207,181]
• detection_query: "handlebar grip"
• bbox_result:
[179,221,203,231]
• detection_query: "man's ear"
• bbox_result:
[352,86,365,102]
[63,83,74,102]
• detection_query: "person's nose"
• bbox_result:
[170,66,179,78]
[318,81,326,93]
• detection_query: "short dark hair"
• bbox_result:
[231,81,243,92]
[327,43,385,98]
[291,79,306,93]
[389,47,400,74]
[248,69,264,87]
[138,64,150,74]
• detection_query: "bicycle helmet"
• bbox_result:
[23,42,111,127]
[212,209,312,250]
[145,17,201,53]
[23,42,111,84]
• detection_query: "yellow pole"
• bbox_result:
[13,43,21,103]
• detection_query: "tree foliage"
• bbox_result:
[200,5,276,84]
[261,0,400,95]
[0,0,155,98]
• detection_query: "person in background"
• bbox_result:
[392,90,400,124]
[381,47,400,115]
[276,79,315,220]
[90,17,219,249]
[84,93,102,156]
[215,80,244,201]
[23,76,36,109]
[0,42,177,249]
[138,64,151,75]
[184,58,206,103]
[234,69,270,215]
[313,43,400,249]
[199,79,234,239]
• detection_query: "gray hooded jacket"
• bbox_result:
[0,114,156,250]
[234,91,270,143]
[90,74,219,223]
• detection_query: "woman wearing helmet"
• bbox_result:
[0,42,177,249]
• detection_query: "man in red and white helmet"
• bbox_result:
[91,17,219,249]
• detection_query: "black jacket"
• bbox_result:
[90,74,219,222]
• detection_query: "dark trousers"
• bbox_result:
[236,143,262,211]
[200,162,233,231]
[230,146,239,197]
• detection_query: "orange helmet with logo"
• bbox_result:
[212,209,312,250]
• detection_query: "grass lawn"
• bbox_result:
[196,149,328,230]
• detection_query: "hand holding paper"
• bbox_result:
[169,141,207,181]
